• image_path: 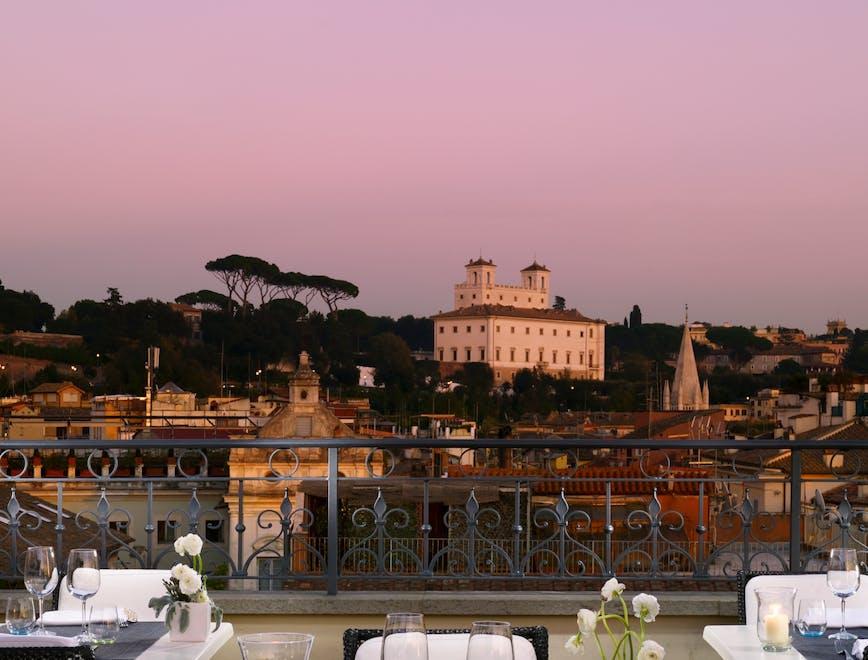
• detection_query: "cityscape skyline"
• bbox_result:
[3,2,867,332]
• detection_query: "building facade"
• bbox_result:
[434,259,606,384]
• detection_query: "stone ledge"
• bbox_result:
[212,591,739,618]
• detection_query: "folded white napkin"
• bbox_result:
[41,608,125,626]
[853,638,867,658]
[355,633,537,660]
[0,633,79,648]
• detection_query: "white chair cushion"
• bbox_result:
[745,573,868,628]
[355,633,537,660]
[57,569,172,622]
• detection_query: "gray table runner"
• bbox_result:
[791,627,868,659]
[50,623,166,660]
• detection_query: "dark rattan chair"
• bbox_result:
[0,648,95,660]
[736,570,788,624]
[343,626,548,660]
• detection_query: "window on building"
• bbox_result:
[473,272,478,284]
[439,325,444,334]
[539,349,544,362]
[453,326,458,333]
[525,327,530,335]
[528,297,532,302]
[553,329,557,336]
[480,348,485,360]
[541,277,545,288]
[566,352,571,365]
[590,328,594,338]
[460,294,464,300]
[510,326,515,334]
[486,272,491,284]
[589,350,594,367]
[472,294,476,299]
[525,349,530,362]
[499,295,503,301]
[157,521,177,544]
[567,330,571,337]
[466,349,472,361]
[514,296,518,302]
[480,325,485,332]
[552,350,558,364]
[580,331,584,338]
[496,371,501,379]
[452,348,458,361]
[510,348,515,362]
[495,348,501,360]
[540,298,544,303]
[439,349,444,361]
[496,325,500,332]
[466,325,471,332]
[539,328,544,336]
[580,352,584,365]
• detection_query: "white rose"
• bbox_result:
[178,571,203,597]
[564,633,584,655]
[170,563,186,580]
[632,593,660,622]
[180,534,204,557]
[637,639,665,660]
[600,577,625,602]
[577,608,597,634]
[173,537,186,556]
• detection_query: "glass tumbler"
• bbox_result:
[237,632,315,660]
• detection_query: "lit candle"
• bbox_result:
[763,604,790,646]
[72,567,100,592]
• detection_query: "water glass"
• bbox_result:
[827,547,860,641]
[467,620,514,660]
[89,606,120,645]
[66,549,100,643]
[796,599,826,637]
[5,596,35,635]
[237,633,315,660]
[381,613,428,660]
[24,546,58,636]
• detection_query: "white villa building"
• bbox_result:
[433,258,606,384]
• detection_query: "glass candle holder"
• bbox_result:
[756,587,797,652]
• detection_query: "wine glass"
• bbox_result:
[24,546,58,636]
[237,633,315,660]
[466,621,514,660]
[381,613,427,660]
[827,547,860,641]
[66,549,100,643]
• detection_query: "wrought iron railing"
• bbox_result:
[1,437,867,593]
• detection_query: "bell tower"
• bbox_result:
[288,351,320,409]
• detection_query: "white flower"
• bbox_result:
[637,639,665,660]
[178,571,203,597]
[564,633,585,655]
[170,563,187,580]
[632,593,660,622]
[175,533,203,557]
[601,577,625,602]
[577,609,597,634]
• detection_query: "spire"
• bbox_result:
[663,380,671,411]
[671,320,703,411]
[702,380,710,408]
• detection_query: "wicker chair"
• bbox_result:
[343,626,548,660]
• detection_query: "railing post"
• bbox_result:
[790,449,802,573]
[327,447,339,595]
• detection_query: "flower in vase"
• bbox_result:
[174,533,204,557]
[564,633,585,655]
[637,639,665,660]
[178,570,203,597]
[632,593,660,623]
[600,577,625,602]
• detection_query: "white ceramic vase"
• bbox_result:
[168,601,211,643]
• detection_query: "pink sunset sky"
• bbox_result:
[2,2,867,333]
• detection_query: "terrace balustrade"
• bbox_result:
[0,438,867,593]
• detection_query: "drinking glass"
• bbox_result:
[467,621,514,660]
[381,613,428,660]
[23,546,58,636]
[89,606,120,645]
[66,549,100,643]
[5,596,35,635]
[796,598,826,637]
[827,547,860,641]
[237,633,315,660]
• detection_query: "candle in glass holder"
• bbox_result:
[763,604,790,646]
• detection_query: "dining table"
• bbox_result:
[703,624,868,660]
[0,622,234,660]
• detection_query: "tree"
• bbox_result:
[629,305,642,328]
[553,295,566,311]
[314,276,360,313]
[104,287,123,306]
[368,332,415,392]
[175,290,235,312]
[205,255,278,315]
[0,281,55,332]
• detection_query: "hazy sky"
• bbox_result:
[3,2,867,333]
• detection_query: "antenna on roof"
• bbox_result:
[684,304,689,325]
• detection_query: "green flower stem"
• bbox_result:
[592,631,606,659]
[616,595,633,659]
[599,604,620,656]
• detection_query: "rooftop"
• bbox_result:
[432,304,601,323]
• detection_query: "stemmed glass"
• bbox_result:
[381,613,428,660]
[466,621,514,660]
[23,546,59,636]
[827,547,860,641]
[66,549,100,643]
